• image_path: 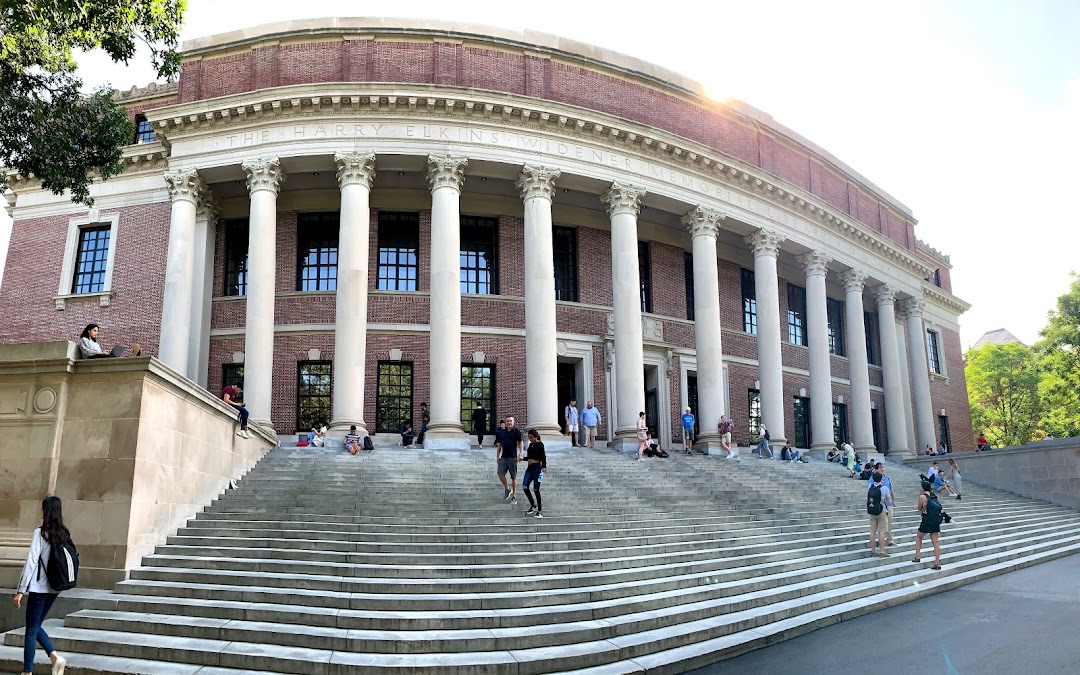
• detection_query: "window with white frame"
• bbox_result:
[56,212,119,308]
[927,329,943,375]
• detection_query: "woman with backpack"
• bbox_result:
[913,480,944,570]
[14,496,73,675]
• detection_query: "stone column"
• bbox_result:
[874,285,912,457]
[159,169,204,376]
[188,197,218,387]
[517,165,566,446]
[682,205,727,451]
[241,157,285,428]
[896,319,918,454]
[903,296,938,454]
[329,151,376,439]
[800,251,835,451]
[841,269,875,452]
[746,228,787,445]
[424,155,471,449]
[601,182,647,451]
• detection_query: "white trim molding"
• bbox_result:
[54,210,120,310]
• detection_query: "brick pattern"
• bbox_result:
[173,38,916,246]
[932,327,975,451]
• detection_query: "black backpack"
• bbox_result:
[362,436,375,451]
[40,538,79,592]
[924,492,943,527]
[867,483,884,516]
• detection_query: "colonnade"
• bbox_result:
[158,153,938,455]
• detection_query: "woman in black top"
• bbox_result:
[521,429,547,517]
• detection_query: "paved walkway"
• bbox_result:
[692,552,1080,675]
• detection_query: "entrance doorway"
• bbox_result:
[557,362,577,433]
[793,396,811,448]
[686,374,700,436]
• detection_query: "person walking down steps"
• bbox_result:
[14,496,74,675]
[521,429,548,517]
[495,416,524,504]
[471,402,488,447]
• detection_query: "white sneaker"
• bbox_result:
[53,655,67,675]
[535,512,544,518]
[236,430,246,438]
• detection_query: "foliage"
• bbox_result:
[0,0,186,205]
[1036,272,1080,439]
[965,342,1044,448]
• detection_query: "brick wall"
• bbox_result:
[173,38,917,247]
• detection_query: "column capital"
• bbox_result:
[335,151,376,189]
[164,169,205,205]
[901,296,926,318]
[426,154,468,192]
[841,268,868,294]
[242,157,286,195]
[681,205,726,239]
[745,227,785,258]
[517,164,561,201]
[197,193,221,228]
[874,284,898,307]
[798,250,833,278]
[600,181,646,217]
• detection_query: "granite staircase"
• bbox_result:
[4,445,1080,674]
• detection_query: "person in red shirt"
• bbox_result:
[976,434,990,451]
[222,385,250,439]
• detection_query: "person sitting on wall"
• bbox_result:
[976,434,991,451]
[400,421,416,448]
[77,323,140,359]
[221,384,250,439]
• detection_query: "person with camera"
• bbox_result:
[913,480,946,570]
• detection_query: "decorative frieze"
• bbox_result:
[606,313,664,342]
[242,157,286,194]
[335,151,376,189]
[426,154,468,192]
[681,205,726,239]
[601,182,646,217]
[516,164,561,202]
[745,228,785,258]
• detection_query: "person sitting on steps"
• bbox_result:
[344,425,362,456]
[400,421,416,448]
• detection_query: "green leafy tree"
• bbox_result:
[0,0,187,205]
[1036,272,1080,439]
[965,342,1044,448]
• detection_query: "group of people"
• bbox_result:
[866,461,954,570]
[494,416,548,516]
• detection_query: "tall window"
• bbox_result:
[748,389,762,442]
[793,396,811,448]
[460,216,498,294]
[376,362,413,433]
[833,403,848,445]
[71,225,111,294]
[864,311,880,366]
[927,330,943,374]
[871,408,882,452]
[377,211,419,291]
[939,415,951,450]
[223,219,249,297]
[638,241,652,313]
[683,252,695,320]
[134,114,155,144]
[553,226,578,302]
[221,364,244,392]
[296,362,332,431]
[932,269,942,287]
[787,283,807,346]
[461,365,496,434]
[297,213,338,292]
[827,297,845,356]
[742,268,757,334]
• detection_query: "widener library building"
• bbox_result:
[0,18,973,453]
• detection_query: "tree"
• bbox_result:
[965,342,1044,448]
[0,0,187,205]
[1036,272,1080,439]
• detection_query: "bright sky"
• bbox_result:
[4,0,1078,347]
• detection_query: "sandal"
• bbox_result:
[931,565,942,570]
[911,558,921,563]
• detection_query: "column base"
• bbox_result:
[886,448,917,461]
[607,427,648,454]
[422,423,472,450]
[525,423,569,450]
[811,442,836,453]
[691,433,727,455]
[248,419,277,439]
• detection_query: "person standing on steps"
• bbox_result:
[495,416,524,504]
[470,402,488,447]
[636,411,650,461]
[221,384,250,438]
[681,407,696,454]
[869,462,896,547]
[867,471,892,558]
[521,428,548,517]
[418,402,430,445]
[564,399,580,447]
[944,458,962,500]
[14,496,70,675]
[755,424,773,459]
[580,401,601,449]
[913,480,944,570]
[719,415,735,458]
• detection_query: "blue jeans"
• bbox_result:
[790,449,802,461]
[230,403,249,428]
[756,438,772,458]
[24,592,58,672]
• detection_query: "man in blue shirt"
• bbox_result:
[580,401,602,449]
[867,462,896,547]
[681,407,696,454]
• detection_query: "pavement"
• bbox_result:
[690,551,1080,675]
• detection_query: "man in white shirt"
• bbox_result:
[564,399,580,447]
